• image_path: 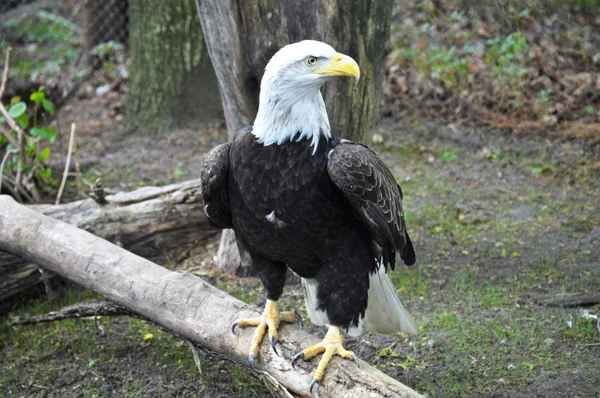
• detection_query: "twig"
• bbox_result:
[55,123,76,205]
[22,174,41,202]
[0,48,26,201]
[0,148,18,194]
[39,268,54,300]
[186,339,203,377]
[73,140,85,198]
[11,300,129,326]
[0,124,18,149]
[0,48,11,97]
[582,343,600,347]
[528,292,600,307]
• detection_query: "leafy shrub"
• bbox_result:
[3,11,83,80]
[1,86,58,196]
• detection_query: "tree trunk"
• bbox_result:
[197,0,392,142]
[125,0,221,135]
[0,179,218,309]
[196,0,394,273]
[0,195,422,398]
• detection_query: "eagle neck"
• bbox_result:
[252,87,331,155]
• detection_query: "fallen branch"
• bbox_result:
[0,195,422,398]
[529,292,600,307]
[0,179,218,305]
[11,300,129,325]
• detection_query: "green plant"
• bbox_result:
[1,86,58,200]
[90,41,125,81]
[566,27,591,62]
[409,44,469,90]
[534,88,554,120]
[3,11,83,80]
[484,32,530,110]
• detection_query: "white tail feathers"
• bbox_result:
[301,265,419,337]
[302,278,328,326]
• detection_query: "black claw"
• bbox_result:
[309,379,319,393]
[248,354,255,369]
[291,352,304,370]
[294,310,304,329]
[352,353,360,365]
[231,322,238,334]
[269,334,279,356]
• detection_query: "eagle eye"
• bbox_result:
[305,56,318,66]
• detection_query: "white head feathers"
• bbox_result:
[252,40,357,154]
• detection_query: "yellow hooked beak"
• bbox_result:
[313,52,360,82]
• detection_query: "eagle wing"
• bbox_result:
[327,141,415,270]
[201,142,233,229]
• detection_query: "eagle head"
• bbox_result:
[252,40,360,153]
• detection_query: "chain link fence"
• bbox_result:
[0,0,129,97]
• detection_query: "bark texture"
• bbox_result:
[0,179,218,307]
[126,0,221,135]
[197,0,394,272]
[197,0,392,142]
[0,195,422,398]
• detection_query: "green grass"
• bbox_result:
[0,283,266,397]
[383,308,599,397]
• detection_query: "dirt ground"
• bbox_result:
[1,84,598,397]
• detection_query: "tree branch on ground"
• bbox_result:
[11,300,129,325]
[527,292,600,307]
[0,179,218,307]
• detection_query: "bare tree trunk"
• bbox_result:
[0,195,422,398]
[0,179,218,307]
[126,0,221,135]
[196,0,393,273]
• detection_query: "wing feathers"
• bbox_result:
[327,142,414,270]
[201,142,233,229]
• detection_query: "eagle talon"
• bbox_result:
[296,326,357,391]
[291,351,304,370]
[309,379,318,393]
[269,334,279,356]
[231,300,297,367]
[294,310,303,329]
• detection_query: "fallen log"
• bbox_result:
[0,195,422,398]
[0,179,218,305]
[529,292,600,307]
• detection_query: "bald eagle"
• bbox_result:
[201,40,417,390]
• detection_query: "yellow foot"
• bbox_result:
[231,299,302,368]
[291,326,360,393]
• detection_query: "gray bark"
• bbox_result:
[0,179,218,307]
[0,195,422,398]
[196,0,394,273]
